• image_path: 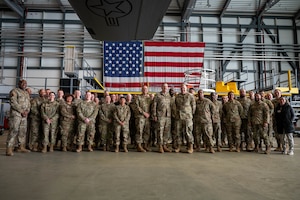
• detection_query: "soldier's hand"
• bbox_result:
[143,112,150,118]
[85,118,90,124]
[21,111,28,117]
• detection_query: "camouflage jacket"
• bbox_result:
[237,97,251,119]
[41,100,60,121]
[134,94,152,118]
[174,92,196,120]
[77,100,98,123]
[114,104,131,124]
[249,101,269,125]
[222,99,243,123]
[152,92,172,119]
[98,103,115,123]
[194,98,215,124]
[9,88,31,117]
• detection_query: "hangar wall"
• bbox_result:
[0,10,299,94]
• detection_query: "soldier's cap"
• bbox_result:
[119,96,126,100]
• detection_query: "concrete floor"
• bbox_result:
[0,132,299,200]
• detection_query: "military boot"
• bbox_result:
[143,143,152,152]
[115,145,119,153]
[6,147,14,156]
[62,146,67,152]
[187,144,193,154]
[236,144,240,153]
[32,143,39,152]
[123,144,128,153]
[102,144,106,151]
[18,144,31,153]
[49,144,54,152]
[158,145,164,153]
[88,144,93,152]
[106,144,110,152]
[76,145,82,153]
[174,145,181,153]
[265,145,271,154]
[163,144,172,152]
[254,144,259,153]
[42,145,47,153]
[217,146,222,152]
[209,147,215,154]
[137,143,146,152]
[229,145,234,152]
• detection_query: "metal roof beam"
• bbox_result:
[3,0,24,18]
[220,0,231,18]
[294,9,300,20]
[56,0,66,13]
[257,0,280,18]
[181,0,197,22]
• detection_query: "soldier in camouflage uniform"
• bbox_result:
[210,92,223,152]
[6,80,31,156]
[222,91,243,152]
[248,93,270,154]
[194,89,215,153]
[76,91,98,152]
[173,84,196,153]
[272,89,283,151]
[29,88,47,152]
[114,96,131,152]
[260,90,274,149]
[40,92,60,152]
[152,83,173,153]
[237,89,252,151]
[60,94,76,152]
[98,95,115,151]
[134,86,153,152]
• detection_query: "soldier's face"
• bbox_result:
[181,85,187,93]
[85,92,92,101]
[198,91,204,99]
[19,80,27,90]
[255,94,261,102]
[279,98,286,106]
[162,84,168,93]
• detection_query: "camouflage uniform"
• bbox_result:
[76,100,98,146]
[6,87,31,148]
[173,92,196,148]
[237,96,252,149]
[41,100,60,146]
[29,96,46,148]
[262,98,274,146]
[222,99,243,150]
[211,99,222,149]
[60,102,76,148]
[114,103,131,146]
[249,101,270,150]
[152,92,172,147]
[194,98,215,149]
[98,102,115,148]
[134,94,152,146]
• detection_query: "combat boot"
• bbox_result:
[254,144,259,153]
[76,145,82,153]
[123,144,128,153]
[49,144,54,152]
[62,146,67,152]
[102,144,106,151]
[217,146,222,152]
[187,144,193,154]
[42,145,47,153]
[18,144,31,153]
[32,143,39,152]
[137,143,146,152]
[174,145,181,153]
[163,144,172,152]
[115,145,119,153]
[6,147,14,156]
[209,147,215,154]
[88,144,93,152]
[158,145,164,153]
[143,143,152,152]
[265,145,271,155]
[236,144,240,153]
[229,145,234,152]
[106,144,110,152]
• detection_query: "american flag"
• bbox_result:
[103,41,205,92]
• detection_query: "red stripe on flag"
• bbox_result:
[144,52,204,57]
[144,72,185,77]
[144,41,206,47]
[145,62,204,67]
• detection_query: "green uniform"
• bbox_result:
[114,104,131,145]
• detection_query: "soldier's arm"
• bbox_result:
[76,103,86,122]
[60,104,72,118]
[191,95,196,115]
[113,107,122,124]
[125,106,131,122]
[152,95,158,120]
[9,90,24,113]
[89,105,99,121]
[40,103,48,121]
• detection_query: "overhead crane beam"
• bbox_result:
[219,0,231,18]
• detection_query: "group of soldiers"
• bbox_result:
[5,80,295,156]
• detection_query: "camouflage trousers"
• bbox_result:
[77,121,95,146]
[240,118,252,147]
[60,119,75,147]
[114,123,130,145]
[42,121,58,145]
[135,117,151,144]
[213,122,222,147]
[194,123,214,148]
[252,124,270,146]
[226,121,241,147]
[173,118,194,147]
[98,121,114,145]
[157,117,171,145]
[7,115,28,148]
[29,116,41,146]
